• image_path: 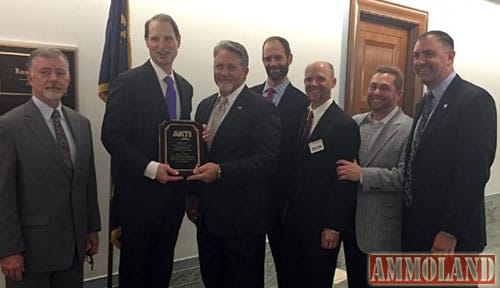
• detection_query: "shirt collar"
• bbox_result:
[150,59,174,82]
[32,96,63,121]
[366,106,399,125]
[263,79,290,96]
[218,83,245,108]
[309,97,333,119]
[428,71,456,105]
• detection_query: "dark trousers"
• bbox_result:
[197,227,266,288]
[284,225,340,288]
[118,207,184,288]
[342,224,370,288]
[6,251,83,288]
[267,222,288,288]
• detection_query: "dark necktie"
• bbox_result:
[301,110,314,144]
[266,87,275,102]
[51,109,73,173]
[164,75,177,120]
[207,96,229,149]
[403,92,434,206]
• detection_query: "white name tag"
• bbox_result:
[308,139,325,154]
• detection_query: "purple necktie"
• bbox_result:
[164,75,177,120]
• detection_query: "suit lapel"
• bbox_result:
[364,109,402,165]
[142,62,169,120]
[212,87,249,146]
[309,102,336,141]
[63,107,84,179]
[23,100,72,179]
[420,75,459,146]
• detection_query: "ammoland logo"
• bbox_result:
[369,253,496,286]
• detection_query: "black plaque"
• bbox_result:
[0,42,77,115]
[159,120,204,176]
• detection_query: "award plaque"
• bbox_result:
[159,120,204,176]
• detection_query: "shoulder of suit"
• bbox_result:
[448,75,494,104]
[62,106,90,123]
[0,100,37,123]
[353,112,370,122]
[249,83,265,92]
[173,71,193,89]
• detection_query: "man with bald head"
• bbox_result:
[284,61,360,288]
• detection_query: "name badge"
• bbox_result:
[308,139,324,154]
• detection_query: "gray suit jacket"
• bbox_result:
[353,108,412,253]
[0,99,101,273]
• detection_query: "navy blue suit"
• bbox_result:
[101,61,193,288]
[403,74,497,253]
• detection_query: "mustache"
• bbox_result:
[45,84,63,89]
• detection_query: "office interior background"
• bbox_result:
[0,0,499,286]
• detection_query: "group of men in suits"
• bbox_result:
[1,12,496,288]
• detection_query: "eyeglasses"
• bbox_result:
[86,255,94,271]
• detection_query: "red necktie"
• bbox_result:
[266,87,275,101]
[301,110,314,144]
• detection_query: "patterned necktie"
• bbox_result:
[164,75,177,120]
[51,109,73,173]
[207,96,229,149]
[266,87,275,102]
[403,92,434,206]
[301,110,314,144]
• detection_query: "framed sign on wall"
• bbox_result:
[0,41,77,115]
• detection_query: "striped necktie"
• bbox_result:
[403,92,434,206]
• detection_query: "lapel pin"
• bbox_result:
[237,106,243,110]
[443,104,448,108]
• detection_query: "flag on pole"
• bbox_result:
[99,1,131,286]
[98,0,131,102]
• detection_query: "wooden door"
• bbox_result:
[354,20,408,113]
[345,0,428,117]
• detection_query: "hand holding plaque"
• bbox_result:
[159,120,204,177]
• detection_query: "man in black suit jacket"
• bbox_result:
[101,14,193,288]
[0,48,100,287]
[187,40,281,288]
[403,30,496,256]
[250,36,308,288]
[284,61,360,288]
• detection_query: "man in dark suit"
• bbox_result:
[250,36,308,288]
[284,61,360,288]
[403,30,497,256]
[337,66,412,287]
[187,40,281,288]
[101,14,193,288]
[0,47,101,287]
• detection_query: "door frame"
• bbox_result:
[345,0,428,116]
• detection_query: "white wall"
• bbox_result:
[0,0,499,284]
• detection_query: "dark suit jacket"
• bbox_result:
[0,100,101,272]
[250,83,308,226]
[287,102,360,236]
[193,86,281,237]
[403,74,497,252]
[101,61,193,223]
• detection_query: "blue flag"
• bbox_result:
[98,0,130,102]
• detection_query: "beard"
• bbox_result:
[265,64,289,81]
